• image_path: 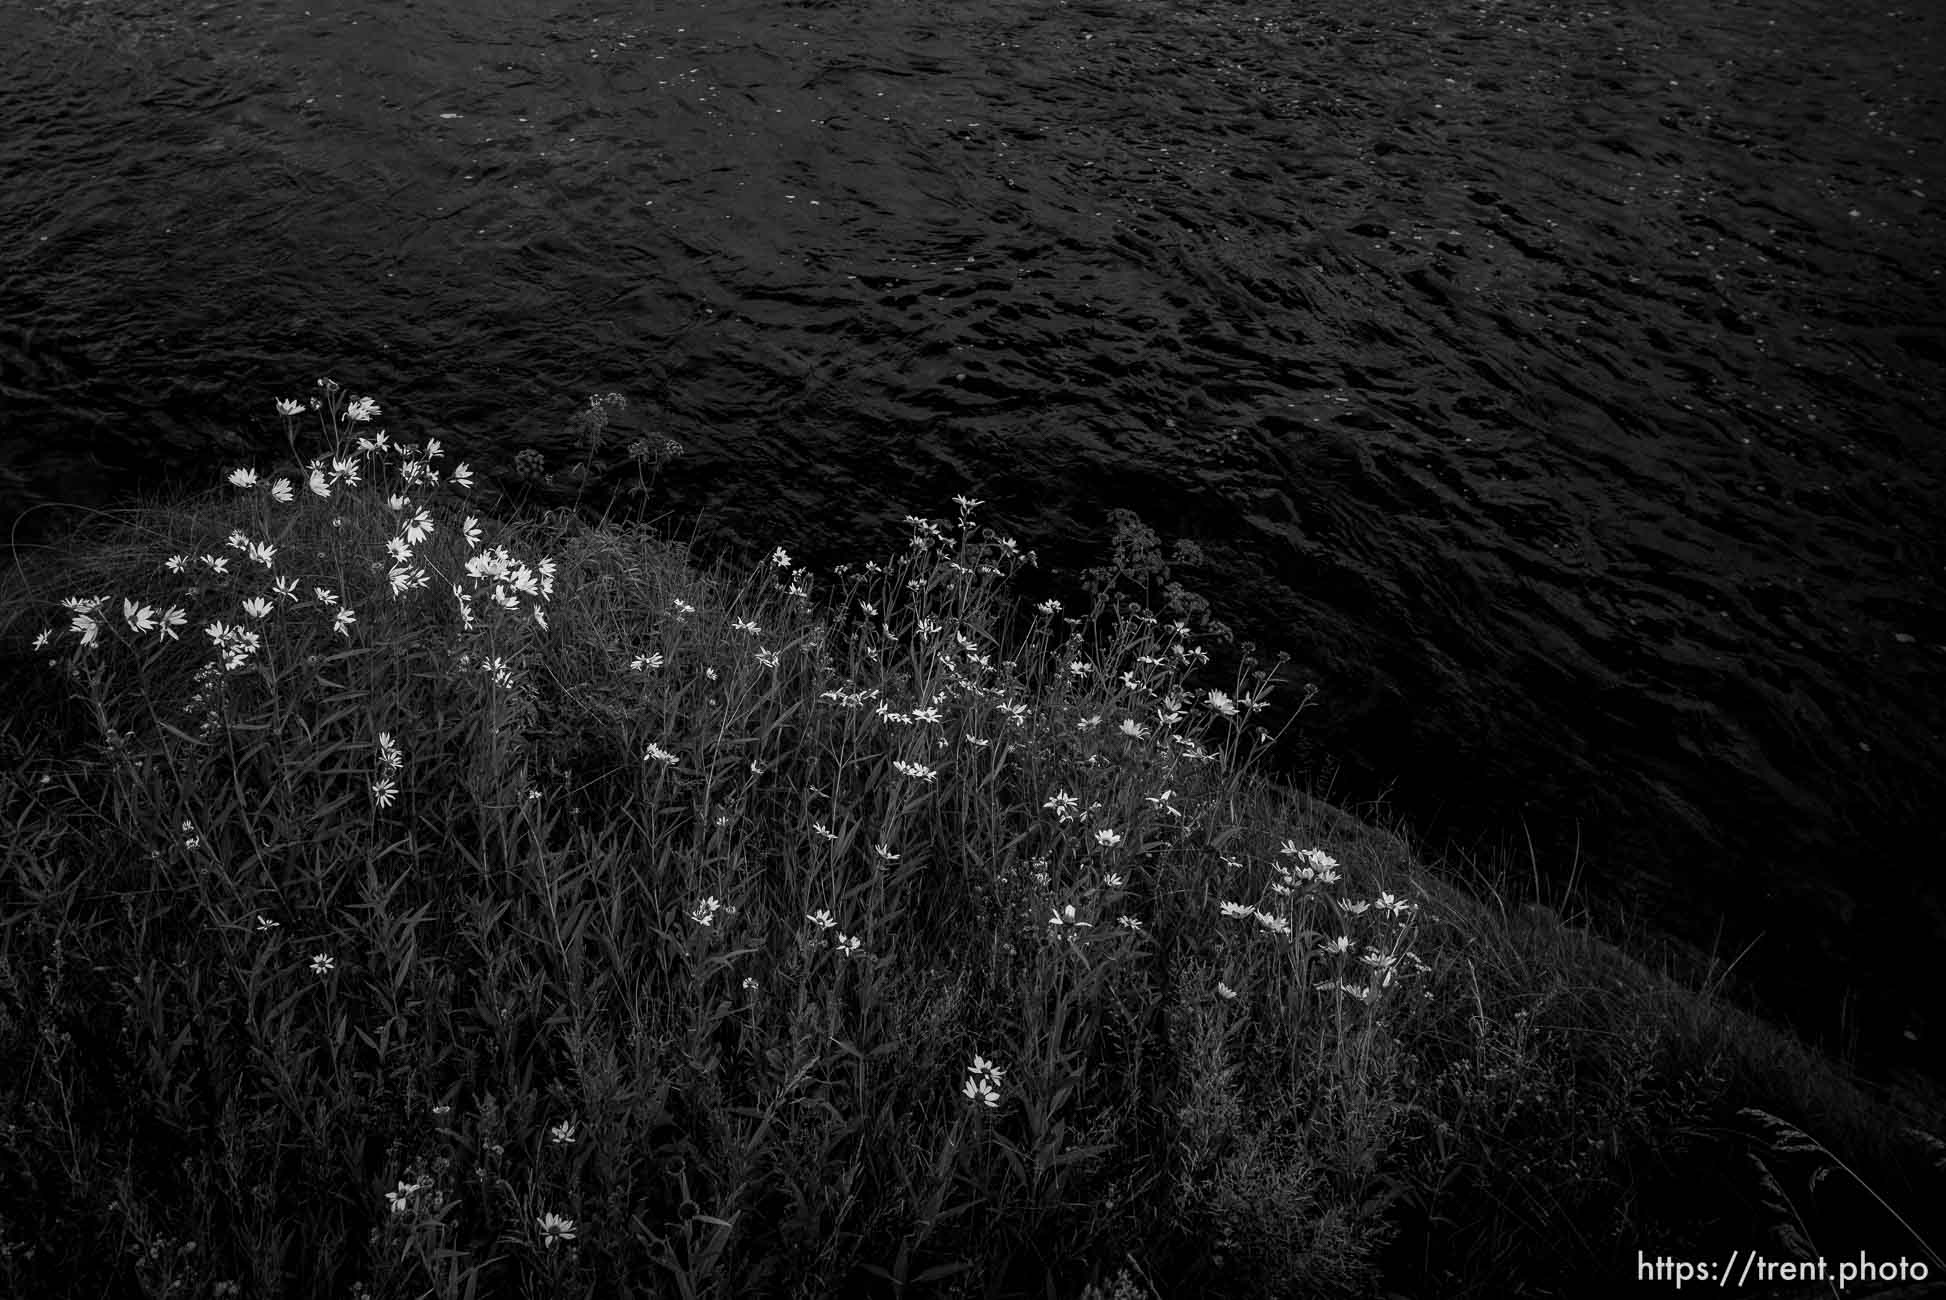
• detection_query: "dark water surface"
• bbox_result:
[4,0,1943,1085]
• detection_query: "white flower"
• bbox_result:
[268,477,294,504]
[1216,981,1238,1001]
[535,1212,576,1248]
[310,953,335,976]
[228,467,260,488]
[629,652,664,672]
[121,600,157,634]
[1048,903,1091,929]
[241,596,274,620]
[1093,827,1123,848]
[276,398,304,417]
[806,909,836,931]
[643,742,679,766]
[1206,689,1239,717]
[346,396,380,423]
[451,462,473,489]
[548,1120,578,1145]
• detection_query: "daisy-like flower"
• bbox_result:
[276,398,304,417]
[755,647,779,669]
[332,608,357,637]
[376,732,403,770]
[371,777,398,808]
[306,467,333,499]
[313,586,339,606]
[1043,790,1079,819]
[1299,848,1339,872]
[770,547,792,569]
[1374,891,1417,918]
[1101,872,1125,890]
[1205,689,1240,717]
[689,896,722,927]
[241,596,274,621]
[643,742,679,766]
[892,759,938,782]
[969,1055,1005,1085]
[346,396,380,423]
[806,909,836,931]
[1216,981,1238,1001]
[810,821,837,842]
[952,494,984,513]
[201,554,230,574]
[450,462,474,489]
[164,554,188,574]
[733,618,760,635]
[548,1120,578,1145]
[1048,903,1091,929]
[386,1181,418,1214]
[255,914,279,932]
[872,843,899,862]
[1117,914,1144,931]
[310,953,335,976]
[1339,898,1372,917]
[67,611,102,647]
[268,477,294,504]
[228,467,260,489]
[834,933,862,957]
[122,600,158,634]
[962,1076,1000,1108]
[1218,900,1256,919]
[1118,718,1150,741]
[535,1212,576,1249]
[1093,827,1123,848]
[402,509,435,546]
[671,598,695,618]
[245,540,277,569]
[1318,934,1354,957]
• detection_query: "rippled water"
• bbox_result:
[4,0,1943,1081]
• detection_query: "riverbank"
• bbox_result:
[1,384,1940,1298]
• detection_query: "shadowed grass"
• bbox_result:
[0,380,1940,1299]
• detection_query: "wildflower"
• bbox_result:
[1102,872,1125,889]
[872,843,899,862]
[31,628,51,651]
[307,467,332,498]
[1119,718,1149,741]
[834,933,862,957]
[548,1120,578,1145]
[629,652,665,672]
[310,953,335,976]
[1319,935,1354,957]
[1254,910,1292,938]
[770,547,792,569]
[1117,915,1144,931]
[755,647,779,669]
[201,553,230,574]
[450,462,473,489]
[331,608,356,637]
[1049,903,1091,929]
[1216,981,1238,1000]
[242,596,274,621]
[228,467,260,489]
[1218,900,1255,919]
[806,909,836,931]
[164,554,188,574]
[689,896,722,927]
[811,821,837,842]
[952,494,984,513]
[1093,827,1123,848]
[535,1213,576,1249]
[1375,891,1417,918]
[276,398,304,417]
[1043,790,1079,819]
[969,1055,1005,1084]
[892,759,938,782]
[387,1181,418,1214]
[402,509,434,545]
[122,600,157,634]
[962,1076,1000,1108]
[346,396,380,422]
[69,612,101,647]
[245,540,277,568]
[313,586,339,606]
[643,742,679,766]
[376,732,403,770]
[272,576,299,603]
[1205,689,1240,717]
[671,598,695,618]
[256,914,279,931]
[1339,899,1372,917]
[371,777,398,808]
[733,617,760,635]
[1037,598,1062,616]
[268,477,294,504]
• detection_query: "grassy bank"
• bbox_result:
[1,382,1941,1298]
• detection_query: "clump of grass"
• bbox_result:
[0,378,1940,1299]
